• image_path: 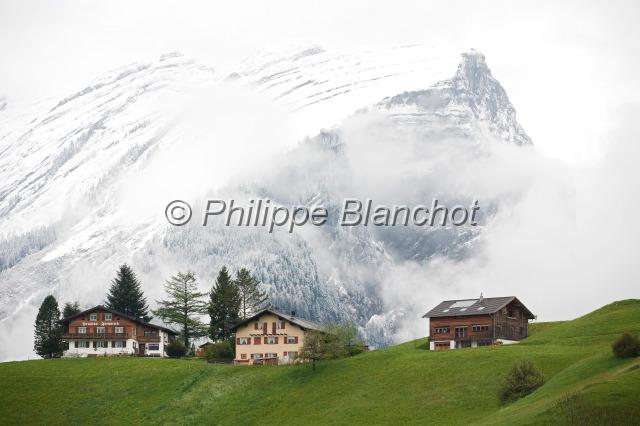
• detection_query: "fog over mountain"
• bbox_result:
[1,44,637,361]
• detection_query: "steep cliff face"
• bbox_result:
[0,45,531,359]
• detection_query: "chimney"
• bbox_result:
[479,292,484,304]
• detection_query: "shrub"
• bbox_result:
[166,341,186,358]
[205,341,234,361]
[498,359,545,404]
[612,333,640,359]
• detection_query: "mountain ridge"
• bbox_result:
[0,45,532,360]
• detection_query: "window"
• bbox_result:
[251,353,263,359]
[77,327,87,334]
[115,326,124,334]
[96,327,105,334]
[276,321,286,329]
[113,341,126,348]
[284,351,298,359]
[104,313,112,320]
[96,341,107,348]
[434,342,450,350]
[238,337,250,345]
[90,313,97,321]
[147,344,160,351]
[472,325,489,332]
[240,353,247,359]
[76,341,90,348]
[455,326,467,338]
[434,327,449,334]
[265,336,278,344]
[264,352,277,358]
[144,330,158,337]
[286,336,298,344]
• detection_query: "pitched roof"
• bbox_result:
[422,296,535,319]
[231,308,324,332]
[59,304,177,334]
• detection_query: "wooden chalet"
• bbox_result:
[423,295,535,350]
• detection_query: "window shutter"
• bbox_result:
[281,321,285,329]
[254,322,258,330]
[263,323,267,334]
[236,337,240,345]
[295,336,299,344]
[75,341,78,348]
[272,322,276,334]
[254,337,261,345]
[263,337,267,344]
[275,337,278,344]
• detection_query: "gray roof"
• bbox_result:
[59,304,177,334]
[422,296,535,319]
[231,308,324,332]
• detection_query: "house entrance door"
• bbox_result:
[139,343,145,356]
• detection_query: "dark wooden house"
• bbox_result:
[422,295,535,350]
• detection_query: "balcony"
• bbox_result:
[137,335,161,343]
[63,332,130,340]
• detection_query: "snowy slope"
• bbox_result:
[0,44,531,359]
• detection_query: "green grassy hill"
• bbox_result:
[1,300,639,425]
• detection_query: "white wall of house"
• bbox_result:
[63,339,136,357]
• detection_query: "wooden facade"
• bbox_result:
[424,297,535,350]
[61,305,176,357]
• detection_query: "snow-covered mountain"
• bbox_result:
[0,45,531,359]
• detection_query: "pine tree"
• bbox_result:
[62,301,81,319]
[33,295,63,358]
[105,264,151,321]
[208,266,241,342]
[153,271,208,348]
[234,267,268,319]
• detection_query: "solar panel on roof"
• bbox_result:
[450,300,476,308]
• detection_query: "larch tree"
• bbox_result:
[105,264,151,321]
[153,271,208,349]
[208,266,241,342]
[234,267,268,319]
[33,295,63,358]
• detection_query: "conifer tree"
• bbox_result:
[208,266,241,342]
[62,301,81,319]
[105,264,151,321]
[234,267,268,319]
[33,295,63,358]
[153,271,208,348]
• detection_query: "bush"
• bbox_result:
[498,360,545,404]
[205,341,234,361]
[612,333,640,359]
[323,322,366,359]
[166,341,186,358]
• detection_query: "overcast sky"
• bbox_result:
[1,0,639,165]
